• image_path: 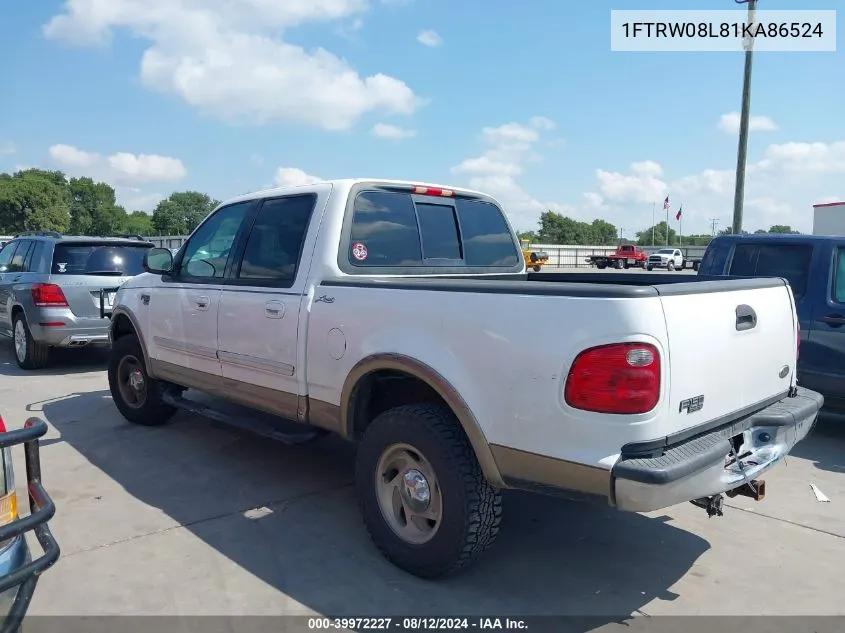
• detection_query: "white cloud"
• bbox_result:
[416,29,442,47]
[118,187,164,211]
[589,138,845,235]
[0,141,16,155]
[371,123,416,139]
[274,167,322,187]
[49,144,187,183]
[43,0,422,131]
[451,118,577,230]
[718,111,778,134]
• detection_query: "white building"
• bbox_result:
[812,201,845,236]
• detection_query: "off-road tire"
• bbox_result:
[12,313,50,370]
[108,334,176,426]
[356,403,503,579]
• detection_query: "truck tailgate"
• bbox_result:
[659,282,797,434]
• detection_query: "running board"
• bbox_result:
[162,391,327,445]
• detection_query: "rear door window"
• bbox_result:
[348,190,519,268]
[8,241,32,272]
[729,243,813,298]
[0,242,19,272]
[52,243,152,276]
[236,194,317,285]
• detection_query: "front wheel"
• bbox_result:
[646,265,653,271]
[667,261,675,271]
[108,334,176,426]
[356,404,502,579]
[532,265,541,272]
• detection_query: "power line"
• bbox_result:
[709,217,720,236]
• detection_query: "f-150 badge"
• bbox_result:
[679,395,704,414]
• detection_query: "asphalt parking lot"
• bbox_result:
[1,295,843,622]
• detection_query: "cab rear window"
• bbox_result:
[52,243,151,276]
[729,243,813,298]
[348,191,519,268]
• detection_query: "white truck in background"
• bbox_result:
[106,179,822,579]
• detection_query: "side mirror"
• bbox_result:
[144,247,174,274]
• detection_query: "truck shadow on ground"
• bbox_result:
[791,410,845,475]
[36,389,710,623]
[0,341,108,377]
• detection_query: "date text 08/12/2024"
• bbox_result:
[307,617,528,630]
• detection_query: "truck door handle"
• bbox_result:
[194,296,209,311]
[823,314,845,327]
[265,300,285,319]
[735,304,757,331]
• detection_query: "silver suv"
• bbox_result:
[0,232,153,369]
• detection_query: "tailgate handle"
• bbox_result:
[736,305,757,331]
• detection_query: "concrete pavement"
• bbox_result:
[0,341,841,621]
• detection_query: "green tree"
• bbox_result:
[636,221,677,246]
[152,191,220,235]
[68,177,126,235]
[767,224,800,234]
[589,219,618,245]
[0,169,71,233]
[123,211,154,236]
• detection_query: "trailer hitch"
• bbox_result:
[690,494,724,518]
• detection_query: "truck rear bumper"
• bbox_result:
[611,387,824,513]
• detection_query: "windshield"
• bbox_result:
[656,249,674,254]
[51,243,151,276]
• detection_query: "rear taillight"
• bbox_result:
[411,186,454,197]
[564,343,661,414]
[31,283,68,307]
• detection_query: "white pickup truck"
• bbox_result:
[106,179,823,579]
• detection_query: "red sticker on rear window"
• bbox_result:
[351,242,368,261]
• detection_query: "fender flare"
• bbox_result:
[109,307,153,376]
[340,353,505,487]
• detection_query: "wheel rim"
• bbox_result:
[116,355,148,409]
[13,320,26,363]
[375,443,442,545]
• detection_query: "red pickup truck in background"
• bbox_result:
[586,244,648,269]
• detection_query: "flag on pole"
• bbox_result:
[663,196,670,210]
[675,205,683,221]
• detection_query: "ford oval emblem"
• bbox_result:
[779,365,790,379]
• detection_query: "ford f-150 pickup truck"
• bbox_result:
[105,179,822,579]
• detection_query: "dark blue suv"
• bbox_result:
[698,234,845,409]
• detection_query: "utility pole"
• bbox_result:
[651,202,656,246]
[709,217,720,236]
[731,0,757,234]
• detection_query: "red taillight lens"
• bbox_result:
[31,283,68,307]
[411,186,454,197]
[0,415,5,433]
[564,343,661,414]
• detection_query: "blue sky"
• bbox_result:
[0,0,842,236]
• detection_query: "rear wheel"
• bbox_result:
[532,265,541,272]
[108,334,176,426]
[12,313,49,370]
[596,263,607,269]
[356,403,502,579]
[646,265,653,271]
